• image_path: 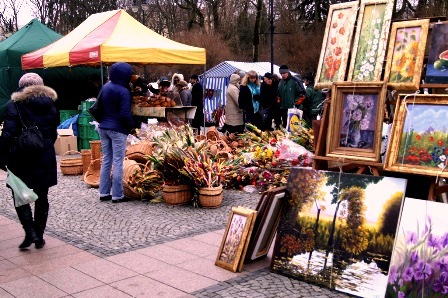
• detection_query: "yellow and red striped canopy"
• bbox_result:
[22,9,206,69]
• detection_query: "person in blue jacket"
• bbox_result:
[98,62,134,203]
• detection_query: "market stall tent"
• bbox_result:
[201,61,299,123]
[22,9,206,69]
[0,19,101,116]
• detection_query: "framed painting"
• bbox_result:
[425,21,448,84]
[384,19,430,90]
[326,82,387,162]
[387,198,448,297]
[271,167,407,297]
[215,207,257,272]
[246,187,286,262]
[347,0,394,82]
[314,1,358,89]
[384,94,448,177]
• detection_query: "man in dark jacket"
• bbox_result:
[277,65,304,128]
[0,72,59,249]
[189,74,204,131]
[98,62,134,203]
[303,74,324,126]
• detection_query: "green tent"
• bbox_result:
[0,19,101,118]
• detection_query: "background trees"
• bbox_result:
[1,0,446,75]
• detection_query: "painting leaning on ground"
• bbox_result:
[271,168,407,297]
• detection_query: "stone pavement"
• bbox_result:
[0,167,351,297]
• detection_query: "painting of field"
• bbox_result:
[271,168,407,297]
[397,104,448,168]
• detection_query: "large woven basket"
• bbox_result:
[198,185,223,208]
[60,150,83,175]
[126,141,153,163]
[123,159,148,199]
[162,184,193,206]
[84,159,101,188]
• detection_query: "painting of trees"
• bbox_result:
[272,168,407,297]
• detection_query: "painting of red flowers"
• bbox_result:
[385,94,448,178]
[315,1,358,89]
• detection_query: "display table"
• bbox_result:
[131,105,197,119]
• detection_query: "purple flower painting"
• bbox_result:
[387,198,448,297]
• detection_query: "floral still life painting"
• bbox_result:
[271,168,407,297]
[315,1,358,89]
[348,0,393,82]
[384,19,429,91]
[340,93,378,149]
[387,198,448,298]
[425,22,448,84]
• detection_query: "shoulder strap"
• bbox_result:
[15,103,27,129]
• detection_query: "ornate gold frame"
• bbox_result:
[314,1,358,89]
[215,207,257,272]
[326,82,386,162]
[384,19,430,91]
[384,94,448,178]
[347,0,394,82]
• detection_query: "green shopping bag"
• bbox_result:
[6,167,38,207]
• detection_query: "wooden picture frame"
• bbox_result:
[347,0,393,82]
[384,19,430,90]
[326,82,386,162]
[314,1,358,89]
[248,190,285,261]
[425,21,448,84]
[215,207,257,272]
[384,94,448,177]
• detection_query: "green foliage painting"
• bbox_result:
[272,168,407,297]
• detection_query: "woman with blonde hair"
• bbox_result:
[238,70,260,124]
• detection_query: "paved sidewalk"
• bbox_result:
[0,167,350,297]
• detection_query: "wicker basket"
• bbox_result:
[206,126,219,141]
[81,149,92,176]
[162,184,193,206]
[198,185,223,208]
[126,141,153,163]
[84,159,101,188]
[60,150,83,175]
[89,140,102,160]
[123,159,148,199]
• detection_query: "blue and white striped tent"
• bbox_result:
[200,61,298,123]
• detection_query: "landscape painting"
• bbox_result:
[384,95,448,178]
[425,22,448,84]
[271,168,407,297]
[387,198,448,298]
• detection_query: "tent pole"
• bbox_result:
[203,64,206,136]
[100,62,104,86]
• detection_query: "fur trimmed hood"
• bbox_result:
[11,85,58,102]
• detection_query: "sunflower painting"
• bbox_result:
[385,20,429,90]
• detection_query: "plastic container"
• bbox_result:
[60,110,81,123]
[81,100,96,113]
[78,114,93,126]
[78,124,99,140]
[77,138,92,150]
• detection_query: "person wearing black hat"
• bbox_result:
[277,65,305,128]
[303,74,323,126]
[189,74,204,130]
[254,72,278,131]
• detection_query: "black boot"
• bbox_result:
[34,190,49,249]
[15,205,38,249]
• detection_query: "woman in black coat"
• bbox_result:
[0,73,58,249]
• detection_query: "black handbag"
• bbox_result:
[88,90,103,122]
[258,106,271,122]
[15,103,45,153]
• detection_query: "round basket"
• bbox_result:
[60,150,83,175]
[206,127,219,141]
[126,141,153,163]
[198,185,223,208]
[84,159,101,188]
[162,184,193,206]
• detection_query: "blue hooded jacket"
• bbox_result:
[98,62,134,134]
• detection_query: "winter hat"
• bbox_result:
[176,80,188,87]
[264,72,274,79]
[19,73,44,88]
[159,77,171,87]
[279,65,289,74]
[304,74,314,82]
[189,74,199,80]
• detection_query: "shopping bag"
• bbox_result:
[5,168,38,207]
